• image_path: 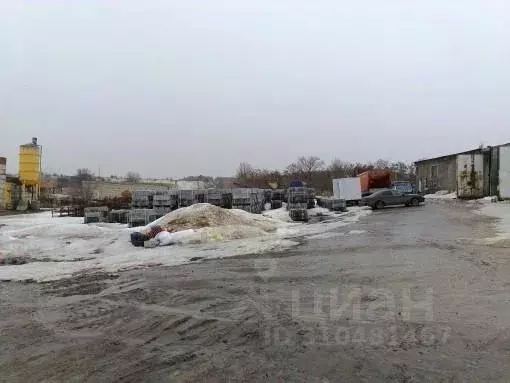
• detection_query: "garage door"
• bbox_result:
[457,154,484,199]
[500,146,510,199]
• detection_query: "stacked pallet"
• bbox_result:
[153,191,178,215]
[287,187,310,222]
[232,188,265,213]
[128,209,160,227]
[84,206,109,224]
[108,209,130,224]
[132,190,155,209]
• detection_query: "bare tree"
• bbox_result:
[126,171,141,183]
[286,156,325,181]
[75,168,94,182]
[235,162,255,182]
[329,159,357,178]
[374,159,390,169]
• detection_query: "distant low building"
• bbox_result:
[415,143,510,199]
[83,181,175,200]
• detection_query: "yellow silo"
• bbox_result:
[19,137,42,203]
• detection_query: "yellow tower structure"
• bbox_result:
[19,137,42,206]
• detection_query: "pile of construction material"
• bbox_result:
[86,187,322,226]
[130,203,283,248]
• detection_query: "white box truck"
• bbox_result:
[333,177,362,205]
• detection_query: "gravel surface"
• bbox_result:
[1,203,510,382]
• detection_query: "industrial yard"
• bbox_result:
[2,200,510,381]
[3,1,510,380]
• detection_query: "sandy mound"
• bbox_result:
[146,203,283,234]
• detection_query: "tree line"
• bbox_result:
[235,156,416,193]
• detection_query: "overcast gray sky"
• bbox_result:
[1,1,509,178]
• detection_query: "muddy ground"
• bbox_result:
[1,203,510,382]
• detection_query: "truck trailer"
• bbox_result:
[359,170,392,196]
[332,177,362,205]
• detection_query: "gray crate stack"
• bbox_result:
[84,206,109,224]
[270,189,284,209]
[128,209,160,227]
[206,189,224,207]
[178,189,194,208]
[108,209,130,224]
[153,191,178,215]
[287,187,310,222]
[316,197,346,212]
[132,190,155,209]
[193,189,207,204]
[232,188,251,211]
[232,188,265,213]
[250,189,265,214]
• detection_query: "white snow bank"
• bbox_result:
[424,191,457,200]
[0,205,371,282]
[466,196,498,204]
[308,207,336,217]
[262,207,293,223]
[479,202,510,247]
[277,206,371,238]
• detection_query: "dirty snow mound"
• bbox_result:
[147,203,283,233]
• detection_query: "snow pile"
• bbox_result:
[424,191,457,200]
[146,203,282,233]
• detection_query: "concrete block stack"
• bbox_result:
[84,206,109,224]
[128,209,160,227]
[270,189,284,210]
[193,190,207,204]
[287,187,310,222]
[132,190,155,209]
[153,191,178,215]
[108,209,130,224]
[232,188,265,213]
[178,190,194,208]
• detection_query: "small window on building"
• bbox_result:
[431,165,438,178]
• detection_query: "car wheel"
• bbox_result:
[375,200,385,209]
[410,198,420,206]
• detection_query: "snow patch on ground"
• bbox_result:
[424,191,457,200]
[308,207,336,217]
[262,207,293,223]
[0,205,371,282]
[479,202,510,247]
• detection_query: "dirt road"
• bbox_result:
[2,203,510,382]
